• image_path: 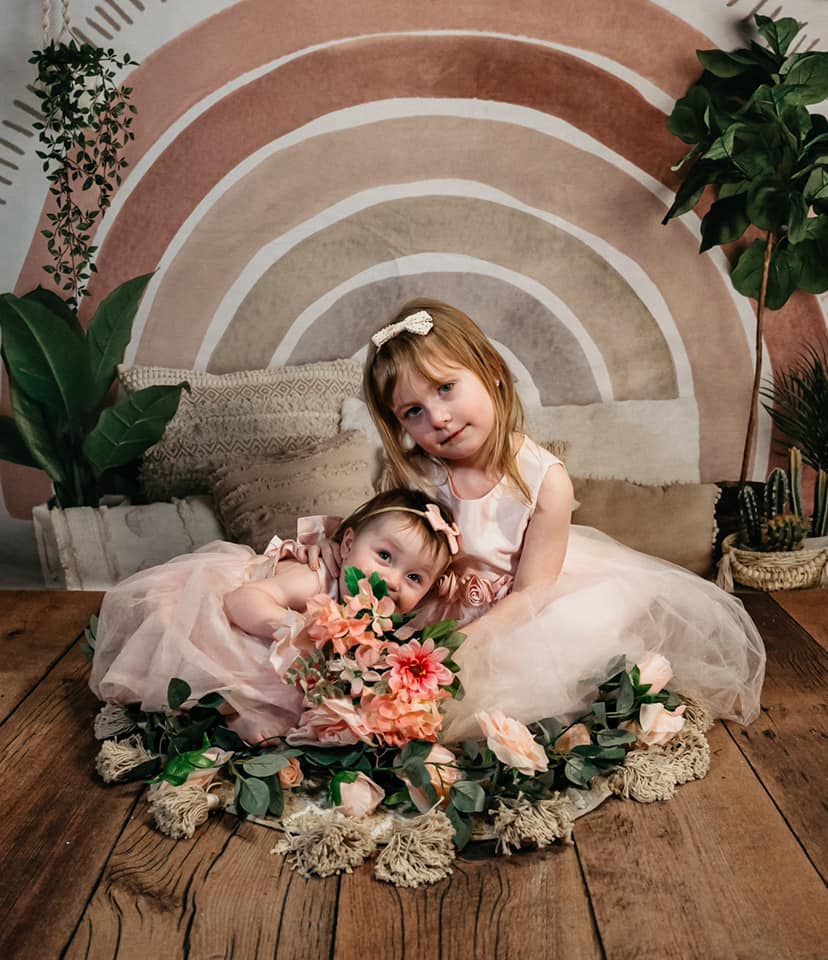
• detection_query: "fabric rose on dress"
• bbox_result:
[285,697,374,747]
[336,772,385,817]
[621,703,686,746]
[554,723,592,754]
[278,757,304,789]
[635,652,673,695]
[460,574,496,608]
[400,744,463,813]
[476,710,549,776]
[385,638,453,699]
[361,692,447,747]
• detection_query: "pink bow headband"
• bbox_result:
[362,503,460,555]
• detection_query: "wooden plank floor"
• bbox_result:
[1,589,826,959]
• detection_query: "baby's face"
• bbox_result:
[339,514,447,613]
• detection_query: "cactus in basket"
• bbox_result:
[738,450,811,551]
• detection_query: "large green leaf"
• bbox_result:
[6,373,66,482]
[697,49,760,78]
[22,287,84,340]
[86,273,153,411]
[786,194,810,244]
[804,167,828,203]
[797,238,828,293]
[747,178,792,230]
[731,240,800,309]
[0,415,38,468]
[667,86,711,144]
[0,294,89,419]
[755,15,802,59]
[661,160,719,223]
[785,53,828,105]
[699,195,750,251]
[82,382,186,477]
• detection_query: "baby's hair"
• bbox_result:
[334,488,456,569]
[364,298,530,501]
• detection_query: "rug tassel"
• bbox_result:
[679,696,714,734]
[716,551,734,592]
[272,810,377,878]
[150,784,223,840]
[609,750,678,802]
[662,729,711,784]
[93,701,136,740]
[95,734,154,783]
[493,794,576,855]
[374,811,455,887]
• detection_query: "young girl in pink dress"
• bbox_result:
[360,299,766,742]
[90,489,459,743]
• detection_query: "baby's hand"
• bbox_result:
[289,539,341,574]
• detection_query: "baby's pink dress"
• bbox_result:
[89,518,339,744]
[420,437,766,741]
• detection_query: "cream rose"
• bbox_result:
[337,772,385,817]
[554,723,592,754]
[636,652,673,695]
[476,709,549,775]
[622,703,686,746]
[403,744,464,813]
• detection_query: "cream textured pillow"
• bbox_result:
[572,476,720,575]
[119,360,362,500]
[211,431,376,552]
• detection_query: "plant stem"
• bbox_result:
[740,231,774,485]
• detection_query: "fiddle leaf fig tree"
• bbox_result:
[663,14,828,483]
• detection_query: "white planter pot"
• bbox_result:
[32,497,225,589]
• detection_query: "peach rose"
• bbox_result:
[402,744,463,813]
[361,692,447,747]
[622,702,686,746]
[337,772,385,817]
[554,723,592,754]
[278,757,304,789]
[476,709,549,776]
[636,652,673,695]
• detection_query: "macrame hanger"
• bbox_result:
[40,0,73,45]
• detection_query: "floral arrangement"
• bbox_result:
[92,573,710,886]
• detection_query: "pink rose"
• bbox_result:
[278,757,304,789]
[621,703,686,746]
[337,772,385,817]
[554,723,592,754]
[461,574,496,608]
[476,709,549,776]
[402,744,463,813]
[285,697,374,747]
[636,652,673,695]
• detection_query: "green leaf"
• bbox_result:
[449,780,486,813]
[731,239,800,309]
[344,566,364,596]
[787,194,811,244]
[564,756,599,787]
[785,53,828,105]
[85,273,153,410]
[368,570,388,600]
[596,728,636,747]
[797,238,828,294]
[238,776,270,817]
[804,168,828,204]
[666,86,711,144]
[5,374,66,482]
[83,382,186,478]
[167,677,191,710]
[461,739,480,761]
[214,725,247,751]
[120,756,162,783]
[662,160,718,223]
[22,287,84,339]
[755,15,802,59]
[445,804,472,851]
[615,672,635,715]
[697,49,759,78]
[400,739,434,765]
[266,774,284,817]
[0,415,39,468]
[242,754,291,777]
[0,294,89,418]
[699,195,750,251]
[384,789,411,807]
[747,178,792,231]
[403,758,433,790]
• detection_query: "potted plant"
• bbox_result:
[0,40,219,588]
[662,14,828,485]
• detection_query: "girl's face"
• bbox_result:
[391,359,496,468]
[339,515,447,613]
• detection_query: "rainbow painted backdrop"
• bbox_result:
[1,0,826,583]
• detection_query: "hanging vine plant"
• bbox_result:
[30,40,136,307]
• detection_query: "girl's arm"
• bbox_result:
[224,560,322,639]
[461,464,573,633]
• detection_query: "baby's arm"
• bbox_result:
[224,560,322,640]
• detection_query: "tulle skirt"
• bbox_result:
[89,541,304,743]
[439,526,766,742]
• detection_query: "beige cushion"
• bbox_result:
[572,476,720,575]
[119,360,362,500]
[211,431,376,552]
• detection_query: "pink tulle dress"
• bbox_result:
[418,437,766,742]
[89,517,340,744]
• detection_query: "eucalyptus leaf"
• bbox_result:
[238,776,270,817]
[242,754,291,777]
[445,804,472,850]
[616,672,635,715]
[266,774,284,817]
[83,382,187,478]
[167,677,191,710]
[400,739,434,765]
[450,780,486,813]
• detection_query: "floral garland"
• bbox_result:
[92,569,711,886]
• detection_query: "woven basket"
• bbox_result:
[718,533,828,592]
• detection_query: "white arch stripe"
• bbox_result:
[267,253,610,402]
[197,178,690,397]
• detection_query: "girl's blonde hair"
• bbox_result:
[364,298,530,502]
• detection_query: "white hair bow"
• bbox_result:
[371,310,433,349]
